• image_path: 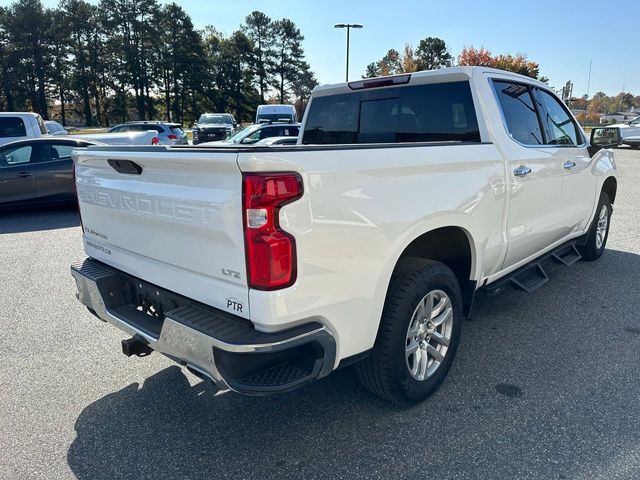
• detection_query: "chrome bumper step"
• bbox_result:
[71,258,336,395]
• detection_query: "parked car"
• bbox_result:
[0,112,48,146]
[0,137,101,209]
[254,136,298,146]
[70,66,619,404]
[255,104,297,123]
[69,131,158,146]
[107,121,188,145]
[204,122,300,145]
[192,113,237,144]
[44,120,68,135]
[607,116,640,148]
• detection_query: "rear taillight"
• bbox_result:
[152,136,159,145]
[243,172,303,290]
[168,134,178,140]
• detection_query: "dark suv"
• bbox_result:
[108,121,188,145]
[192,113,237,144]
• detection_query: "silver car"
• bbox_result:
[207,122,300,145]
[44,120,68,135]
[108,121,188,145]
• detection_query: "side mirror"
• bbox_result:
[588,127,621,157]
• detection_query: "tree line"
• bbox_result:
[364,41,640,120]
[364,41,546,82]
[0,0,317,126]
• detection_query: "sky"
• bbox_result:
[37,0,640,97]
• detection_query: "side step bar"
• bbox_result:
[486,241,582,296]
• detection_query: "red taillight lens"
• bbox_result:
[243,172,303,290]
[168,134,178,140]
[152,136,160,145]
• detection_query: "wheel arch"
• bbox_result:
[602,175,617,204]
[376,224,479,324]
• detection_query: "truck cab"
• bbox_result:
[0,112,48,147]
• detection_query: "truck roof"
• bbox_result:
[311,66,551,98]
[0,111,42,118]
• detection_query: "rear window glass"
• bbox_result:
[0,117,27,137]
[257,113,294,123]
[302,81,480,145]
[170,127,184,135]
[135,125,163,133]
[492,81,544,145]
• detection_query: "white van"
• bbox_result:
[255,104,297,124]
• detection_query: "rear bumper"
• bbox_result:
[70,258,336,395]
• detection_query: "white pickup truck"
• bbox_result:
[0,111,159,146]
[70,67,620,404]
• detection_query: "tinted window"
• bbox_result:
[0,117,27,138]
[536,89,582,145]
[0,145,32,166]
[109,125,126,133]
[302,81,480,145]
[492,81,543,145]
[257,113,294,123]
[271,126,298,137]
[50,144,74,160]
[199,114,232,125]
[170,126,184,135]
[137,125,163,133]
[259,127,279,139]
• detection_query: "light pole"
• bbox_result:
[334,23,363,81]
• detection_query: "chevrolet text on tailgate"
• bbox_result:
[70,67,620,404]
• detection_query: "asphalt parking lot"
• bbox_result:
[1,148,639,480]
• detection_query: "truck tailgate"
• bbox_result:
[73,147,249,318]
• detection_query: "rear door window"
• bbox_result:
[49,143,74,161]
[0,117,27,138]
[302,81,480,145]
[492,81,544,145]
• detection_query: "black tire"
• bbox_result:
[356,258,463,405]
[578,192,612,261]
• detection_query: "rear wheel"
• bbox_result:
[578,192,612,261]
[356,259,462,405]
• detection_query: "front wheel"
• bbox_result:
[356,259,462,405]
[578,192,612,261]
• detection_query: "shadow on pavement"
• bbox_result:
[67,249,640,479]
[0,205,80,233]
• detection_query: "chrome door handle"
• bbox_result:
[513,166,532,177]
[563,160,576,170]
